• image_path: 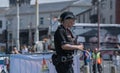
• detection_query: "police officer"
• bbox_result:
[53,11,84,73]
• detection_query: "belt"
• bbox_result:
[60,55,73,62]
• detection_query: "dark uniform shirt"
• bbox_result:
[54,25,74,56]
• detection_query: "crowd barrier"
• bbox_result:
[9,53,81,73]
[79,58,120,73]
[0,53,119,73]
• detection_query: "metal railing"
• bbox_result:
[0,49,120,73]
[80,52,120,73]
[0,54,10,73]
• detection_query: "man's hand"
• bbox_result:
[77,44,84,51]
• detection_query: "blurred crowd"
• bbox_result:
[10,37,52,54]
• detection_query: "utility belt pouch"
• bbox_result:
[52,53,60,66]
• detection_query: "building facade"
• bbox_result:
[0,0,92,51]
[116,0,120,24]
[77,0,120,24]
[0,7,8,53]
[5,1,76,49]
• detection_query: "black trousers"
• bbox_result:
[55,61,73,73]
[93,63,102,73]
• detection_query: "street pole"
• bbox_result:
[96,0,101,73]
[35,0,39,43]
[28,23,32,47]
[97,0,100,50]
[6,24,8,54]
[16,0,20,51]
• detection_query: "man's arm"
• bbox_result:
[57,28,84,51]
[61,44,84,51]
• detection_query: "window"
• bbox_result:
[102,18,105,23]
[79,15,81,23]
[110,0,112,9]
[110,15,113,24]
[0,20,2,28]
[9,33,12,43]
[101,0,107,9]
[83,14,85,23]
[89,11,91,17]
[9,0,17,6]
[20,18,23,26]
[9,33,12,40]
[40,17,44,25]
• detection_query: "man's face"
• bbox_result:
[104,34,118,43]
[103,34,119,48]
[64,19,75,28]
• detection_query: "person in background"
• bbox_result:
[53,11,84,73]
[43,38,49,52]
[82,49,92,65]
[92,48,102,73]
[86,48,92,65]
[112,51,120,70]
[21,44,28,54]
[11,46,19,54]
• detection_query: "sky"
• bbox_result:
[0,0,72,7]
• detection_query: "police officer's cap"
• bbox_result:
[60,11,76,21]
